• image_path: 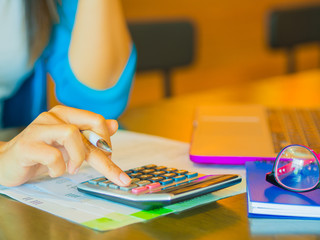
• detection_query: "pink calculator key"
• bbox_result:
[146,182,161,189]
[132,186,148,194]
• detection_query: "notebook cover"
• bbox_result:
[246,161,320,219]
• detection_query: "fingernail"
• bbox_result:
[119,172,131,185]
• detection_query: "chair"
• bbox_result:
[267,5,320,73]
[128,20,195,97]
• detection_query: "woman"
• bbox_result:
[0,0,136,186]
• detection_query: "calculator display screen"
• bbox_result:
[160,174,238,195]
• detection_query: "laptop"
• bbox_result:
[189,105,320,165]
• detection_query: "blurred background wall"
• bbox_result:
[122,0,320,107]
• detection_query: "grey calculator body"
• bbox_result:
[77,165,242,210]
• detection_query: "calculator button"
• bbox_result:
[130,172,143,178]
[185,172,198,178]
[162,173,176,179]
[149,177,164,182]
[88,177,106,185]
[143,164,157,169]
[155,166,167,171]
[146,182,161,189]
[132,186,148,194]
[119,184,138,191]
[98,180,111,187]
[175,170,188,175]
[142,169,155,174]
[139,174,153,180]
[173,175,186,182]
[132,167,145,172]
[125,170,133,174]
[152,171,166,176]
[108,183,119,189]
[136,180,152,186]
[160,179,174,185]
[165,168,177,173]
[130,178,141,183]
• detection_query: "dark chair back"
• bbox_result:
[128,20,195,97]
[267,5,320,73]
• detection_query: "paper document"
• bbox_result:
[0,130,246,231]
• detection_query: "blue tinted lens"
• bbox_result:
[275,145,320,191]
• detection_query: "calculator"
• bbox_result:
[77,164,242,210]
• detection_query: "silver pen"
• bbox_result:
[81,130,112,153]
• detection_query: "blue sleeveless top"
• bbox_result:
[3,0,137,128]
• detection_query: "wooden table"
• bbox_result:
[1,70,320,239]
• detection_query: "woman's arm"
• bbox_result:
[69,0,131,90]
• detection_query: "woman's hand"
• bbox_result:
[0,105,131,187]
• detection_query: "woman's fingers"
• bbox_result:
[5,143,67,187]
[49,105,110,136]
[86,147,131,186]
[23,143,66,177]
[21,123,87,175]
[5,106,124,187]
[34,108,127,185]
[48,105,117,150]
[106,119,118,136]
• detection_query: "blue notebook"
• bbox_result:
[246,161,320,219]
